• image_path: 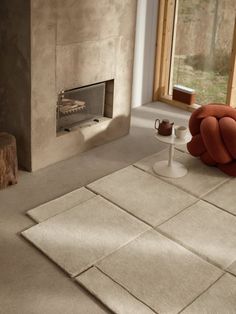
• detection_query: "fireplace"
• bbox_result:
[56,80,114,133]
[57,80,114,133]
[0,1,137,171]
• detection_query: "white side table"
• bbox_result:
[153,130,191,178]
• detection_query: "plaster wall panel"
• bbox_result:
[119,0,138,39]
[56,0,136,46]
[56,38,116,92]
[113,37,135,118]
[30,0,57,168]
[0,0,31,170]
[33,116,131,171]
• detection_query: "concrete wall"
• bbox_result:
[30,0,137,171]
[0,0,31,170]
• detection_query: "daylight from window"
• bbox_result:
[171,0,236,105]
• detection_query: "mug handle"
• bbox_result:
[154,119,160,130]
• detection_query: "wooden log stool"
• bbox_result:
[0,133,18,189]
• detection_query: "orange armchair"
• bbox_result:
[187,104,236,176]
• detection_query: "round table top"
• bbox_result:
[155,129,192,145]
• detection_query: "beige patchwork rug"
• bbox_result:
[22,149,236,314]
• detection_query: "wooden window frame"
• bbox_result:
[153,0,236,111]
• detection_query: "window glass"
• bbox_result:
[171,0,236,104]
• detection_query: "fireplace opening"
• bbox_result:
[57,80,114,133]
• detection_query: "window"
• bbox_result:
[154,0,236,109]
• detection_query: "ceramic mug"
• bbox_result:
[175,126,187,139]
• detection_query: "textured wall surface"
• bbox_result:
[0,0,137,171]
[0,0,31,169]
[30,0,137,170]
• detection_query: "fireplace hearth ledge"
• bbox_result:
[57,117,112,136]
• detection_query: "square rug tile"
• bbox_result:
[159,200,236,269]
[22,196,149,277]
[182,274,236,314]
[88,166,196,227]
[27,187,96,223]
[134,150,229,197]
[204,178,236,216]
[97,230,222,314]
[228,261,236,277]
[76,267,155,314]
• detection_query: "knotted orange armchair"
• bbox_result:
[187,104,236,176]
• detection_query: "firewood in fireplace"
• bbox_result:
[58,99,86,115]
[0,133,18,189]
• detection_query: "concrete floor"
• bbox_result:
[0,102,190,314]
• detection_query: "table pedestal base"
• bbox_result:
[153,160,187,178]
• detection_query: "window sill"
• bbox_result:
[159,95,201,112]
